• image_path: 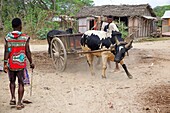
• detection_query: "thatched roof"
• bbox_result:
[76,4,156,18]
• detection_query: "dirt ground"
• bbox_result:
[0,39,170,113]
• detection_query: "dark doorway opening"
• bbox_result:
[89,19,94,30]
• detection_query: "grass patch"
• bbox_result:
[135,37,170,42]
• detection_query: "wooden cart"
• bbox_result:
[50,33,83,72]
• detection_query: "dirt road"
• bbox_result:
[0,40,170,113]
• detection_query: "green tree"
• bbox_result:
[154,5,170,17]
[0,0,94,39]
[55,0,93,16]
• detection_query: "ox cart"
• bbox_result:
[50,28,134,79]
[50,31,134,74]
[50,33,83,72]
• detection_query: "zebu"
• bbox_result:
[80,30,133,79]
[47,28,73,55]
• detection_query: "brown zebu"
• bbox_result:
[80,30,133,79]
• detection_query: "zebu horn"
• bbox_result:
[119,41,128,45]
[115,36,120,45]
[125,40,133,49]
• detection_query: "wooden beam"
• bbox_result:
[77,48,115,54]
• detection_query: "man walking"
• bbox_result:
[3,18,34,110]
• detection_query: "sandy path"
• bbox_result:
[0,40,170,113]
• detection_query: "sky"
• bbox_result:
[93,0,170,8]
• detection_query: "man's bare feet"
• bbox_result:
[16,103,24,110]
[10,98,16,105]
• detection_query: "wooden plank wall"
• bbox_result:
[128,16,139,38]
[128,16,156,38]
[162,19,170,32]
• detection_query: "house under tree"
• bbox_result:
[162,10,170,36]
[76,4,157,38]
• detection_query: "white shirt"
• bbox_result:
[101,22,119,37]
[108,22,119,32]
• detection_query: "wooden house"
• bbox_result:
[162,10,170,36]
[76,4,157,38]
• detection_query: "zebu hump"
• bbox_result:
[84,30,107,40]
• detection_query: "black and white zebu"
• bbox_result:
[80,30,133,79]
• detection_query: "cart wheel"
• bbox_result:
[50,37,67,72]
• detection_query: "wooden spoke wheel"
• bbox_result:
[50,37,67,72]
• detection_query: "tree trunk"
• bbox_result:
[0,0,3,30]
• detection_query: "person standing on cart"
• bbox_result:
[102,15,120,71]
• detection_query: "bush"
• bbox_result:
[116,21,128,39]
[36,28,51,40]
[36,21,60,40]
[3,19,12,34]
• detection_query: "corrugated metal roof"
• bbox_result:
[142,15,157,20]
[162,10,170,19]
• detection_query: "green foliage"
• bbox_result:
[55,0,94,16]
[3,19,12,34]
[36,21,59,40]
[0,0,94,39]
[153,5,170,17]
[116,21,128,39]
[1,0,25,33]
[36,28,51,40]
